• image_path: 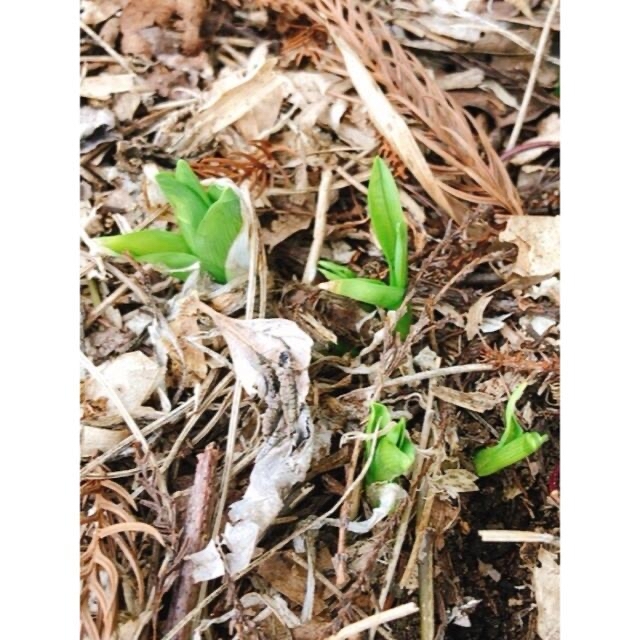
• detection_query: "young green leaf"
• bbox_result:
[155,173,209,252]
[368,157,408,287]
[174,159,210,208]
[364,403,416,485]
[318,277,405,309]
[474,432,549,477]
[500,382,527,446]
[134,252,200,280]
[192,187,243,283]
[317,259,358,281]
[207,184,225,203]
[473,383,549,477]
[97,229,191,257]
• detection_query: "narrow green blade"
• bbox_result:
[319,278,405,309]
[192,187,243,283]
[97,230,191,257]
[317,260,358,281]
[368,157,407,286]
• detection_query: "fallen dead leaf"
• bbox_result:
[466,294,493,340]
[188,314,315,581]
[500,216,560,277]
[172,46,287,155]
[163,291,208,388]
[80,425,128,457]
[120,0,207,56]
[509,113,560,165]
[432,386,500,412]
[533,547,560,640]
[82,351,164,416]
[257,553,328,615]
[80,74,138,100]
[81,0,121,25]
[80,106,115,140]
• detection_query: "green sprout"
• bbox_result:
[473,383,549,477]
[97,160,247,283]
[318,157,411,337]
[364,402,416,486]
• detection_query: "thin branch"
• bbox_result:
[303,168,334,283]
[381,363,495,389]
[326,603,419,639]
[505,0,561,151]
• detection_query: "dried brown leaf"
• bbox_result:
[120,0,207,56]
[500,215,560,277]
[466,294,493,340]
[432,386,500,412]
[331,32,457,222]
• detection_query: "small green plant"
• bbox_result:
[97,160,247,283]
[364,402,416,486]
[473,383,549,477]
[318,157,411,337]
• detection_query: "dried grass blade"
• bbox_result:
[330,32,458,223]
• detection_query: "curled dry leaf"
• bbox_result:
[500,215,560,277]
[172,45,287,155]
[508,113,560,165]
[80,74,139,100]
[432,385,500,413]
[430,468,479,499]
[81,425,128,457]
[82,351,164,421]
[188,313,315,581]
[466,293,493,340]
[163,291,208,388]
[533,548,560,640]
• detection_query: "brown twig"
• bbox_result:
[165,445,221,639]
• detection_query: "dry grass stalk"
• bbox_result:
[80,476,165,640]
[307,0,523,217]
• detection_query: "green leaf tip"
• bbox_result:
[473,384,549,477]
[368,157,408,289]
[364,402,416,485]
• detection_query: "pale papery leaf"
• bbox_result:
[500,215,560,277]
[533,548,560,640]
[189,313,315,581]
